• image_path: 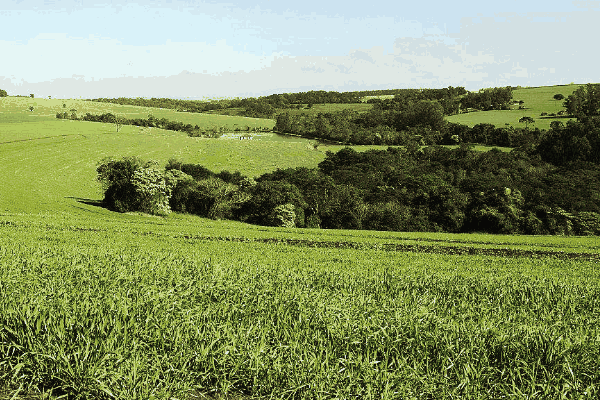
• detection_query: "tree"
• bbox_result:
[563,83,600,118]
[114,115,125,132]
[0,89,7,97]
[239,181,307,227]
[553,93,565,101]
[131,160,175,216]
[395,100,445,132]
[29,94,34,98]
[97,157,145,212]
[519,116,535,128]
[97,157,177,215]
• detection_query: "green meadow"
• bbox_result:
[1,89,599,399]
[0,97,275,131]
[447,84,581,129]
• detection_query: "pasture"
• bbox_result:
[0,97,275,131]
[447,84,582,129]
[1,87,599,399]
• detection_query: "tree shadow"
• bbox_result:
[66,197,107,212]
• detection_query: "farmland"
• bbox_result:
[1,212,599,399]
[1,86,600,399]
[446,84,581,130]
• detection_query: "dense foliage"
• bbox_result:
[97,127,600,234]
[0,89,8,97]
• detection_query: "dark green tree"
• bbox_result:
[553,93,565,101]
[564,83,600,118]
[519,116,535,128]
[97,157,145,212]
[0,89,7,97]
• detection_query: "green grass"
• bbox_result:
[2,86,600,399]
[1,213,599,399]
[447,84,585,129]
[0,121,329,214]
[0,97,275,130]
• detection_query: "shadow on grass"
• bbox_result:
[66,197,108,213]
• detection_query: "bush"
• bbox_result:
[268,204,297,228]
[239,181,307,227]
[97,157,145,212]
[131,161,174,216]
[97,157,176,215]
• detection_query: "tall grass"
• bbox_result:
[1,217,599,399]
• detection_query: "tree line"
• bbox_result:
[96,116,600,235]
[88,87,470,119]
[56,111,270,137]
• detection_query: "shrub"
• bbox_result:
[268,204,297,228]
[97,157,145,212]
[131,161,174,216]
[97,157,176,216]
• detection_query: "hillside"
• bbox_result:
[0,96,275,131]
[446,83,582,130]
[1,85,600,399]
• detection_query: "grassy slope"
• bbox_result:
[1,87,599,398]
[1,212,599,399]
[0,97,276,130]
[446,84,583,129]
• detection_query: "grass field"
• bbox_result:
[1,86,600,399]
[1,212,599,399]
[447,84,583,129]
[0,97,275,130]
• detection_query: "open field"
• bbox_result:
[1,86,600,398]
[1,212,599,399]
[447,84,583,129]
[0,97,275,130]
[0,117,509,214]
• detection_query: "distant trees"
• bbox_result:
[0,89,7,97]
[536,118,600,165]
[394,100,445,132]
[459,87,513,111]
[30,94,34,98]
[563,83,600,118]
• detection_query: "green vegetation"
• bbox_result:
[1,83,600,398]
[1,213,599,399]
[0,97,275,131]
[447,84,582,129]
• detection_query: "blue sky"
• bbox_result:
[1,0,598,99]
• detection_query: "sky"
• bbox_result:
[1,0,599,99]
